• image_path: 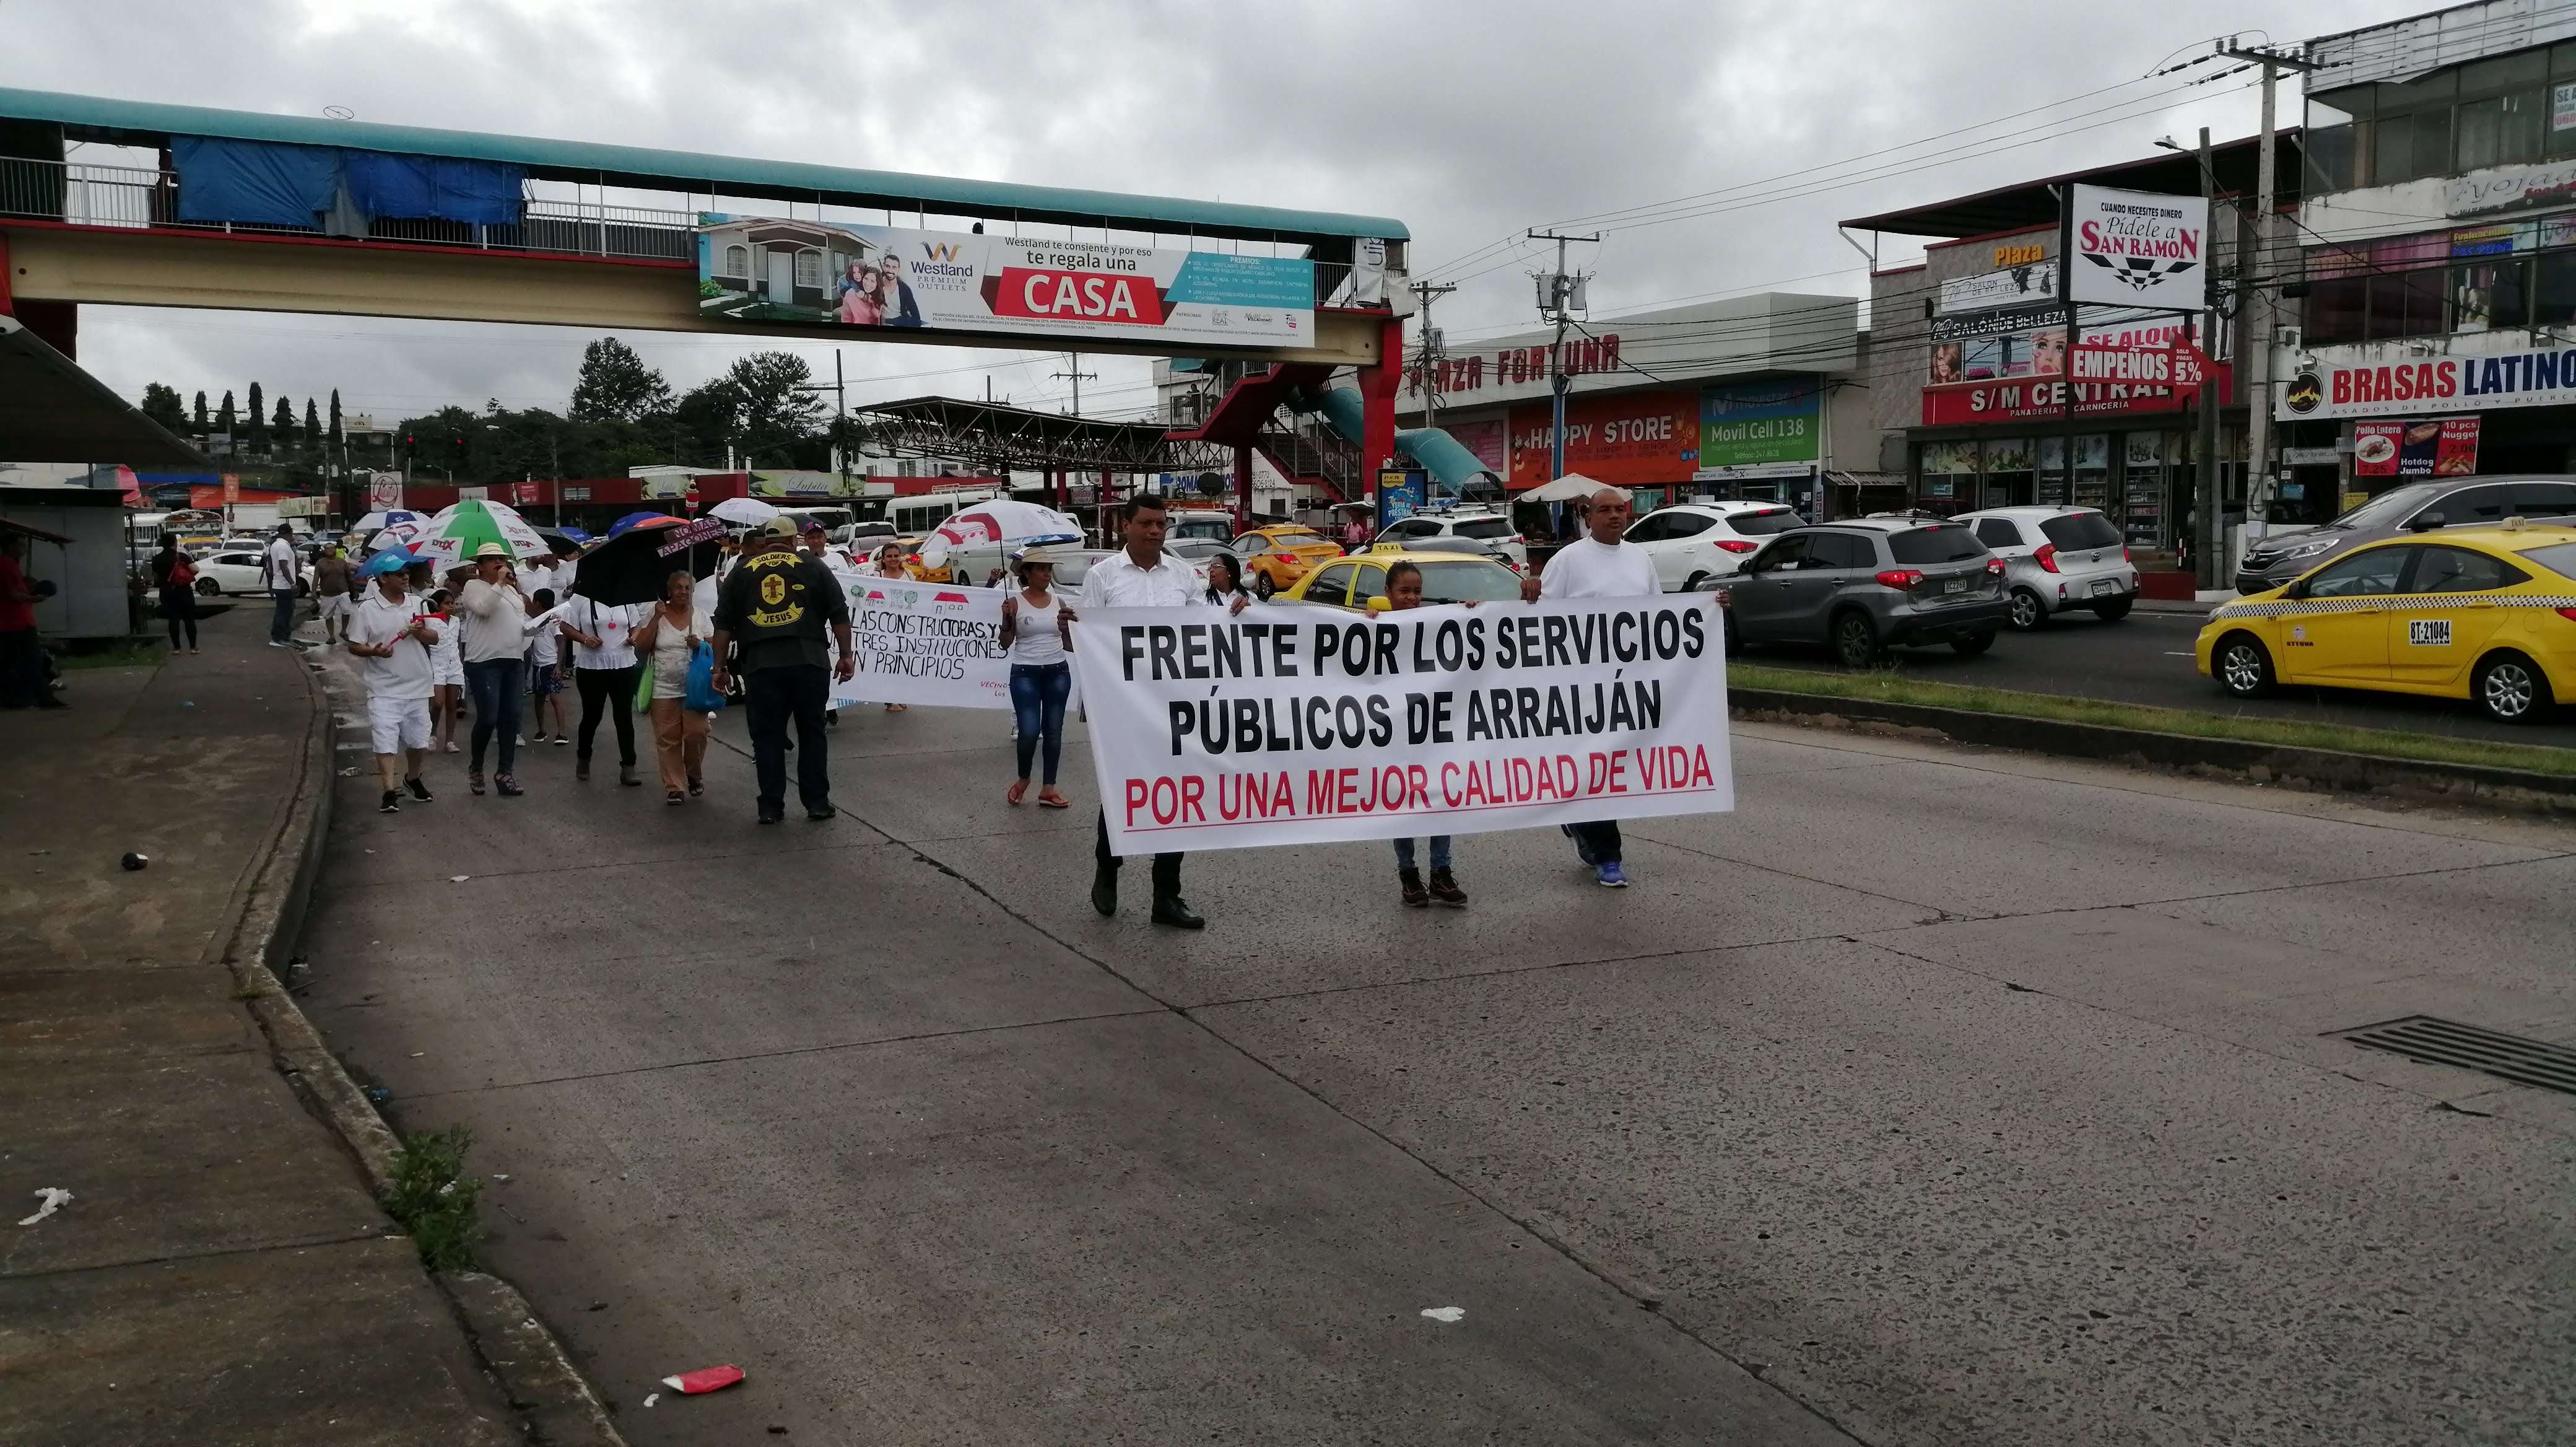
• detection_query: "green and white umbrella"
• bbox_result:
[410,499,550,569]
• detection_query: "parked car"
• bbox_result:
[1279,546,1523,611]
[1956,505,2139,629]
[1040,548,1209,595]
[1232,525,1345,598]
[1372,535,1522,572]
[1620,501,1806,592]
[2198,521,2576,724]
[1699,517,2009,667]
[192,547,310,597]
[1370,509,1530,567]
[2235,476,2576,594]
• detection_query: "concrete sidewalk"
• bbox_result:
[0,609,594,1446]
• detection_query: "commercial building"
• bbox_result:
[1850,133,2299,560]
[1390,294,1875,515]
[2275,1,2576,520]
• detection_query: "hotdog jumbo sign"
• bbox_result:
[697,213,1317,347]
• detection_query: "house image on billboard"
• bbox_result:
[696,215,879,323]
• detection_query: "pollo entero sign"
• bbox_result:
[2065,186,2208,312]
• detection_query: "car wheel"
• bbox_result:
[2473,650,2552,724]
[1683,571,1708,593]
[1830,610,1881,670]
[195,578,221,597]
[2092,596,2133,622]
[1253,573,1276,600]
[2214,632,2273,699]
[2006,587,2046,631]
[1950,630,1996,657]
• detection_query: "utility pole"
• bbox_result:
[2195,126,2222,591]
[1527,229,1598,483]
[1051,352,1097,417]
[2215,37,2321,549]
[1411,279,1457,433]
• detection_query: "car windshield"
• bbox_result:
[1169,538,1229,558]
[1729,508,1802,536]
[1452,517,1516,540]
[2039,512,2123,550]
[2517,540,2576,580]
[1887,525,1986,564]
[1418,561,1523,603]
[1275,531,1331,548]
[2326,482,2445,531]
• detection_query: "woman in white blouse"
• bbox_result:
[629,569,713,805]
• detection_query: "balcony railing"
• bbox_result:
[0,157,695,263]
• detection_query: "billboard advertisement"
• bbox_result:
[2276,344,2576,419]
[2351,417,2482,478]
[696,214,1313,348]
[1696,380,1819,479]
[1923,310,2227,425]
[1938,260,2058,317]
[1505,390,1699,489]
[2065,186,2209,311]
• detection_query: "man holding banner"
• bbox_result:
[1521,485,1664,888]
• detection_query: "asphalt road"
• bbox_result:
[299,666,2576,1446]
[1752,604,2576,748]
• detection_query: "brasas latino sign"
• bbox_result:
[2065,186,2209,312]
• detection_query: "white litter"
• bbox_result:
[642,1394,658,1409]
[491,1174,510,1182]
[17,1187,72,1226]
[450,875,470,883]
[1420,1306,1464,1324]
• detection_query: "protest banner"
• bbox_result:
[829,574,1012,709]
[1071,598,1733,855]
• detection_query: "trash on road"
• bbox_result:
[120,853,149,872]
[642,1393,658,1409]
[338,767,360,776]
[449,875,470,883]
[661,1365,747,1394]
[363,1086,393,1104]
[1419,1306,1464,1323]
[17,1187,73,1226]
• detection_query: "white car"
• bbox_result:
[1955,505,2138,629]
[191,547,310,597]
[1621,501,1807,592]
[1370,509,1529,566]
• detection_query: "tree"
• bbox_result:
[724,351,827,465]
[245,382,268,447]
[274,396,298,445]
[191,390,209,433]
[328,390,344,450]
[215,390,237,434]
[139,383,186,432]
[305,398,321,450]
[570,336,674,424]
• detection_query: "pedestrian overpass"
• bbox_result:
[0,87,1415,497]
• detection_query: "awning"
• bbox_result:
[0,515,72,544]
[0,317,207,466]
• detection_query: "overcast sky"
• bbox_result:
[4,0,2433,432]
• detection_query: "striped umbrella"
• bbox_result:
[409,499,550,568]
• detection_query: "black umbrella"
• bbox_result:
[570,515,726,606]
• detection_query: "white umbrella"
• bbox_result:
[917,500,1083,566]
[710,497,780,527]
[1522,472,1614,504]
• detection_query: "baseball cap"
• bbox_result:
[760,517,800,539]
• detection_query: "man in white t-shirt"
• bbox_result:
[344,556,443,814]
[263,525,305,649]
[1525,486,1660,888]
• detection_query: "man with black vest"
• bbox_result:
[711,517,855,824]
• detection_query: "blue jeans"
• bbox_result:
[268,588,297,644]
[1392,836,1451,873]
[1009,662,1072,785]
[463,658,524,776]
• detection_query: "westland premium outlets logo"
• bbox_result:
[921,242,964,263]
[2283,370,2323,415]
[907,242,978,292]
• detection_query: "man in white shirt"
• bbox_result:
[1075,494,1247,930]
[560,592,646,785]
[344,556,442,814]
[1524,486,1660,888]
[263,525,305,649]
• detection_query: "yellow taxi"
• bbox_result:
[1277,544,1523,612]
[2196,520,2576,724]
[1234,525,1346,598]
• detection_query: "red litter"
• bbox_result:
[659,1365,746,1395]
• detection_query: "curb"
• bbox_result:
[222,646,628,1447]
[1730,686,2576,818]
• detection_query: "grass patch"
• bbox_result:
[52,639,164,671]
[1730,662,2576,779]
[380,1126,484,1273]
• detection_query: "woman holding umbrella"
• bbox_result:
[568,515,725,800]
[457,543,531,797]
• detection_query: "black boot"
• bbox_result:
[1428,868,1466,907]
[1090,862,1118,917]
[1399,868,1429,907]
[1150,894,1204,930]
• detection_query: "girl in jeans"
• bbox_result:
[1382,561,1467,908]
[998,549,1074,809]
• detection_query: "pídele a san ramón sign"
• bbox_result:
[1071,598,1734,855]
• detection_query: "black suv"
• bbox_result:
[1697,517,2011,667]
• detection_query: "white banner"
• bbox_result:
[1938,260,2058,316]
[1071,598,1733,856]
[829,574,1012,709]
[2066,185,2208,312]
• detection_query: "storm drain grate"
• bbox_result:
[2331,1016,2576,1097]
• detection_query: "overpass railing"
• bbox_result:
[0,156,695,262]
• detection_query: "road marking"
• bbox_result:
[2164,651,2195,657]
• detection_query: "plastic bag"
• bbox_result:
[632,657,655,713]
[684,640,726,713]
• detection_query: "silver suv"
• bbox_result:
[1371,509,1529,566]
[1699,517,2011,667]
[1958,505,2138,629]
[2236,476,2576,593]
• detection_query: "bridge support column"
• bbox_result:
[1233,444,1253,533]
[1354,315,1404,494]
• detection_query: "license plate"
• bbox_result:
[1943,577,1966,593]
[2091,578,2120,596]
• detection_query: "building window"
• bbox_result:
[2300,234,2452,346]
[793,250,824,289]
[722,243,751,279]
